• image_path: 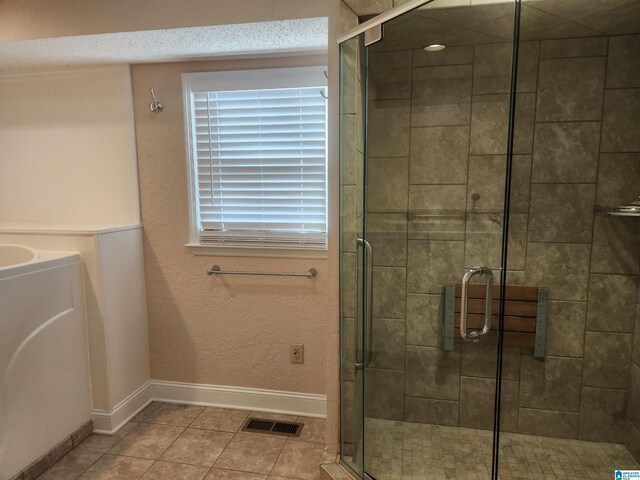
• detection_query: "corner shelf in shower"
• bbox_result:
[594,205,640,217]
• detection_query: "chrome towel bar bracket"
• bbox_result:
[207,265,317,278]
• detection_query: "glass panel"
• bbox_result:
[500,0,640,476]
[362,1,516,478]
[340,33,367,477]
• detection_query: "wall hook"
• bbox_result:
[149,87,164,113]
[320,88,328,100]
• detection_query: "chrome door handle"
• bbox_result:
[356,237,373,366]
[460,266,494,342]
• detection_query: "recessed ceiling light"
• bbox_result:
[423,44,446,52]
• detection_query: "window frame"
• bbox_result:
[182,65,329,258]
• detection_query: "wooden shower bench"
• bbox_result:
[442,283,549,358]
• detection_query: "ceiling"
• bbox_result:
[0,17,328,73]
[348,0,640,51]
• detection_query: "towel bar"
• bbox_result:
[207,265,317,278]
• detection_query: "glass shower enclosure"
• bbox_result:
[339,0,640,478]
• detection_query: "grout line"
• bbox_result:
[533,118,610,125]
[267,437,289,477]
[577,33,611,437]
[401,45,413,430]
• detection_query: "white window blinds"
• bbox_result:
[184,67,328,249]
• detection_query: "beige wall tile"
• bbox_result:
[587,274,638,333]
[536,57,606,121]
[404,397,459,426]
[518,408,579,439]
[405,346,460,400]
[411,64,472,126]
[531,122,600,183]
[519,355,582,412]
[606,34,640,88]
[602,88,640,152]
[583,331,633,389]
[546,301,587,357]
[528,184,596,243]
[579,387,627,443]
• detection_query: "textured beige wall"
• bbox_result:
[130,53,339,400]
[0,66,140,227]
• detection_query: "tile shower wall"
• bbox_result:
[626,279,640,461]
[362,34,640,442]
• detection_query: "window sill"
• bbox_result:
[185,243,329,259]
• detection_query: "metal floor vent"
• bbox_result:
[241,418,303,437]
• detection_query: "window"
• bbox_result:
[183,66,328,255]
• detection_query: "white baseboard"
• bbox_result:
[91,380,153,434]
[152,380,327,418]
[91,380,326,435]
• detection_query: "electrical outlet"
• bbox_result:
[290,344,304,364]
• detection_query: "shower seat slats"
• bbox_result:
[453,284,539,302]
[453,298,538,317]
[454,314,536,333]
[443,283,549,358]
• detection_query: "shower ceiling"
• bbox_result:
[361,0,640,51]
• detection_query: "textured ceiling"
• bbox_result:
[0,18,328,73]
[347,0,640,51]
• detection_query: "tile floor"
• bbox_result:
[356,418,640,479]
[37,402,335,480]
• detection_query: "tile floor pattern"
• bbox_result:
[360,418,640,480]
[36,402,335,480]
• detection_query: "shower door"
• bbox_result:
[340,0,519,478]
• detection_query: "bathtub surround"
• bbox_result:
[343,33,640,444]
[0,250,91,479]
[0,225,151,430]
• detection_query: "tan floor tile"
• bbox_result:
[38,450,103,480]
[295,417,326,444]
[160,428,233,467]
[140,461,209,480]
[205,469,267,479]
[144,403,205,427]
[77,424,138,454]
[108,423,185,460]
[131,403,164,423]
[191,408,250,432]
[77,455,153,480]
[271,440,333,480]
[214,432,286,474]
